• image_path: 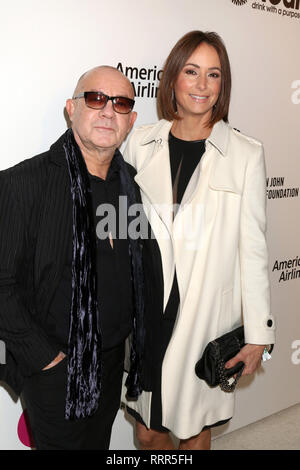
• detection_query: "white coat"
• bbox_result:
[121,118,276,439]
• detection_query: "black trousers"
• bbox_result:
[22,342,125,450]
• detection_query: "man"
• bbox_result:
[0,66,144,449]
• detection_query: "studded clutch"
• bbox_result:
[195,326,245,392]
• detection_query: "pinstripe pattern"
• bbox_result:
[0,134,73,385]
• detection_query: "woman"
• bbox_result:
[122,31,275,450]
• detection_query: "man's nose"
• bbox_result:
[99,99,115,118]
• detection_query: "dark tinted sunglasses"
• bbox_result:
[73,91,135,114]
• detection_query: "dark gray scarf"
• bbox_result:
[63,129,144,420]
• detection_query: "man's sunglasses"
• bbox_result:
[73,91,135,114]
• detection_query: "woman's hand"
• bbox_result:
[225,344,266,376]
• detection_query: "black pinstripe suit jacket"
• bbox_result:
[0,133,164,396]
[0,134,76,393]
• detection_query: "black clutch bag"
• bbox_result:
[195,326,245,392]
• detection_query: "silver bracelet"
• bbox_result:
[262,345,272,362]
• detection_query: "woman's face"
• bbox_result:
[173,42,222,123]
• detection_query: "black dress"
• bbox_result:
[127,133,230,432]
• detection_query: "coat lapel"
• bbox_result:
[175,120,229,212]
[134,140,174,235]
[208,120,242,194]
[178,120,241,210]
[133,121,175,310]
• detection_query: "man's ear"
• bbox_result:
[65,99,74,122]
[129,111,137,132]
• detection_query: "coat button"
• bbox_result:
[267,319,273,327]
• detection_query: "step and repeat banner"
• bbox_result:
[0,0,299,449]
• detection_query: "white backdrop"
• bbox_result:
[0,0,299,450]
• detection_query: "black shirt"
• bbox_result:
[168,132,206,205]
[88,157,133,350]
[48,155,133,351]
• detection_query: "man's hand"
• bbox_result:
[42,351,66,371]
[225,344,265,376]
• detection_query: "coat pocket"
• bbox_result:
[36,355,67,377]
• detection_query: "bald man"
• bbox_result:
[0,66,146,449]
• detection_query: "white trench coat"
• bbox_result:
[121,119,276,439]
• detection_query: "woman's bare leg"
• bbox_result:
[179,428,211,450]
[135,421,175,450]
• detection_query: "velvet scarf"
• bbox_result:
[63,129,144,420]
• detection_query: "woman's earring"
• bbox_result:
[172,89,177,112]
